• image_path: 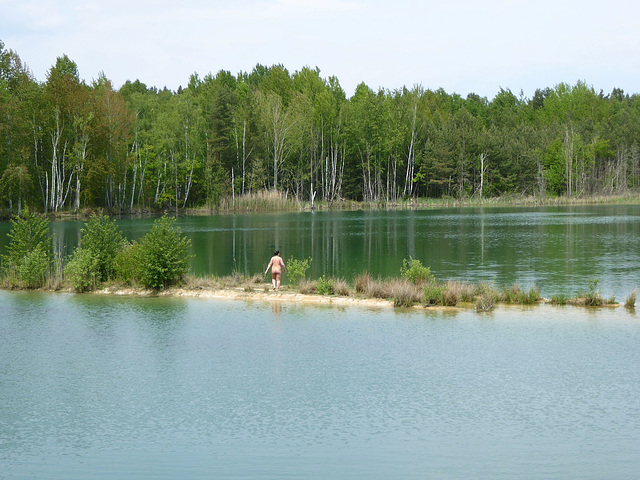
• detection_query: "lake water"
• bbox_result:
[2,204,639,300]
[2,206,640,478]
[1,290,639,479]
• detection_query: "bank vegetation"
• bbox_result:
[3,39,640,218]
[1,211,635,311]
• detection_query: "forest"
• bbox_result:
[2,39,640,214]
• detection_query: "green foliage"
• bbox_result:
[17,245,49,289]
[113,241,137,284]
[315,275,334,295]
[550,294,569,305]
[287,256,312,285]
[64,247,100,292]
[583,278,604,306]
[133,215,192,289]
[400,257,434,285]
[475,282,500,311]
[2,210,52,288]
[501,284,540,305]
[78,213,127,282]
[4,36,640,211]
[423,282,445,306]
[63,213,127,292]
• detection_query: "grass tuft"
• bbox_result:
[625,289,637,308]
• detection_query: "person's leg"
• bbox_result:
[272,272,277,290]
[275,273,281,291]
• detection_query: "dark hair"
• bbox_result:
[274,250,279,255]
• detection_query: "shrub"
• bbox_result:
[133,215,192,290]
[76,213,126,282]
[2,210,52,288]
[64,213,127,291]
[316,275,334,295]
[64,247,101,292]
[400,257,434,285]
[584,278,604,306]
[423,282,445,306]
[287,256,312,285]
[18,244,49,289]
[113,240,136,284]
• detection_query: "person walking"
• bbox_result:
[265,250,287,291]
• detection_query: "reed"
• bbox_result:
[390,279,423,307]
[582,279,605,306]
[501,284,540,305]
[354,272,372,294]
[625,289,637,308]
[333,278,352,297]
[475,292,495,312]
[221,190,302,213]
[364,277,394,299]
[550,294,568,305]
[298,278,317,294]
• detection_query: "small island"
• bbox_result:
[1,211,634,312]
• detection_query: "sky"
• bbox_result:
[2,0,639,100]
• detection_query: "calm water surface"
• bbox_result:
[2,204,639,299]
[2,290,639,479]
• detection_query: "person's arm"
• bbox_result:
[265,258,273,274]
[282,258,287,273]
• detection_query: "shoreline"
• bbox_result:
[90,283,624,311]
[4,193,640,221]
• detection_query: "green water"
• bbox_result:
[2,205,639,298]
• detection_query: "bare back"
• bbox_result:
[268,255,285,274]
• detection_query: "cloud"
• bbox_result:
[2,0,639,98]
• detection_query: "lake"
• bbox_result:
[2,204,639,299]
[2,205,640,478]
[1,290,639,479]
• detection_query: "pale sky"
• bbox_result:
[2,0,639,100]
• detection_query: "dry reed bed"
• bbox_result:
[174,273,633,312]
[3,270,635,312]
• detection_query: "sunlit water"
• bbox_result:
[2,290,639,479]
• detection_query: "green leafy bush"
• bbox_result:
[584,278,604,306]
[133,215,192,289]
[316,275,334,295]
[64,213,127,291]
[113,240,136,284]
[18,245,50,288]
[64,247,100,292]
[400,257,434,285]
[423,282,445,306]
[77,213,126,282]
[287,256,312,285]
[2,210,52,288]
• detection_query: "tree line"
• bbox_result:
[2,39,640,214]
